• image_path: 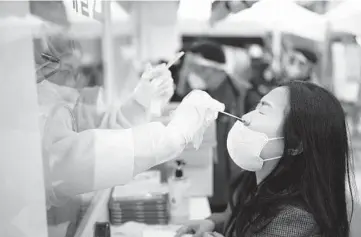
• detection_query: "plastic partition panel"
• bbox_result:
[0,1,48,237]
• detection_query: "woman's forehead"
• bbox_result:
[262,87,289,109]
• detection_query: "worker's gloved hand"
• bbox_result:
[133,63,174,116]
[168,90,225,149]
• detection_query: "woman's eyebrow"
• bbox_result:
[260,100,273,107]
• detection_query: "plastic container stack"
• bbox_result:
[77,192,96,223]
[108,192,169,225]
[108,171,170,225]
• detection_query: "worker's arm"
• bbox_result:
[75,86,152,131]
[45,90,223,208]
[75,65,174,131]
[44,106,185,207]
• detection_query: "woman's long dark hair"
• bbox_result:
[225,81,355,237]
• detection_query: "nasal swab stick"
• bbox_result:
[218,111,243,121]
[166,51,185,69]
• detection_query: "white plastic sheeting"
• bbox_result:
[178,0,361,39]
[325,0,361,36]
[178,0,264,36]
[177,0,328,39]
[216,0,327,41]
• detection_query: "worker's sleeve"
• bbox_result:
[44,106,185,207]
[75,86,152,131]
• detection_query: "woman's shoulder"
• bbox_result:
[256,204,320,237]
[277,204,316,224]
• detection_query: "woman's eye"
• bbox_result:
[258,109,265,115]
[257,105,268,115]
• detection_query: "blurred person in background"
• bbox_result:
[172,40,246,212]
[244,46,319,114]
[244,44,275,114]
[34,33,225,237]
[281,47,318,83]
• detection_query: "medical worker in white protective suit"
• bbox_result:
[34,34,224,235]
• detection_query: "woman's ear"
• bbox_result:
[287,142,303,156]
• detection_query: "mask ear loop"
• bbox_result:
[36,61,53,71]
[263,156,282,162]
[268,137,284,141]
[37,50,79,83]
[262,137,284,161]
[36,52,62,82]
[36,62,61,82]
[36,62,53,83]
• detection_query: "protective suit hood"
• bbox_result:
[37,80,79,106]
[37,80,79,136]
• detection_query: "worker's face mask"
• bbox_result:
[187,72,207,90]
[187,69,227,92]
[186,54,227,91]
[35,34,84,87]
[285,65,304,80]
[36,53,85,89]
[227,121,283,171]
[283,53,311,81]
[204,69,227,91]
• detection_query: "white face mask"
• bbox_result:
[187,73,207,90]
[227,121,284,172]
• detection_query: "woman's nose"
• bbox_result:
[241,112,252,126]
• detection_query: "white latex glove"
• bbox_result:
[133,63,174,116]
[168,90,225,149]
[175,220,215,237]
[204,232,225,237]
